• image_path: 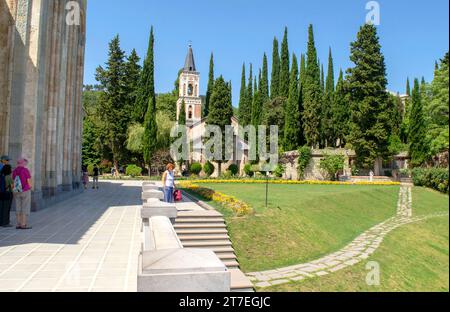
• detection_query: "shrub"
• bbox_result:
[228,164,239,176]
[87,164,95,176]
[412,168,449,194]
[126,165,142,177]
[190,162,202,175]
[221,171,233,179]
[203,161,215,177]
[297,146,312,180]
[244,164,254,177]
[273,164,285,178]
[320,154,345,181]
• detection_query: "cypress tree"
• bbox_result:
[178,99,186,126]
[331,69,349,147]
[325,48,335,94]
[284,54,300,151]
[207,76,234,175]
[247,64,254,107]
[320,62,325,92]
[252,74,263,128]
[406,78,411,96]
[238,63,249,125]
[271,37,280,99]
[279,27,290,98]
[408,79,428,166]
[346,24,391,168]
[322,48,335,147]
[302,24,322,147]
[135,27,155,123]
[261,53,270,104]
[204,53,215,118]
[124,49,142,118]
[300,54,307,88]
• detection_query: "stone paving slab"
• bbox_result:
[0,180,143,292]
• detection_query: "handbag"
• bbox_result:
[173,190,182,202]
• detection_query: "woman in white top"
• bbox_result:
[162,163,176,203]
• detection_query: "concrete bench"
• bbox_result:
[143,216,183,251]
[142,199,178,222]
[142,190,164,201]
[142,181,156,186]
[142,184,160,192]
[138,248,230,292]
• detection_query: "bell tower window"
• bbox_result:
[188,106,193,119]
[188,84,194,96]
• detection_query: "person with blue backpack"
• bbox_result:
[12,158,32,230]
[0,164,14,227]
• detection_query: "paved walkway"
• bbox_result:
[0,180,144,292]
[248,186,449,288]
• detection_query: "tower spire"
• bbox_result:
[184,43,196,72]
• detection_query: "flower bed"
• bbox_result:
[178,182,253,217]
[186,179,401,186]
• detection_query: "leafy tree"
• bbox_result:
[284,54,300,151]
[302,24,322,148]
[271,37,280,99]
[204,53,215,117]
[126,123,145,153]
[135,27,156,123]
[297,146,312,180]
[279,27,290,98]
[156,93,177,121]
[207,76,234,176]
[124,49,141,115]
[408,79,429,167]
[261,53,270,104]
[346,24,391,168]
[95,35,129,171]
[320,154,345,181]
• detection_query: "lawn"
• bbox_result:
[263,214,449,292]
[195,183,400,272]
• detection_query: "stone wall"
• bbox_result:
[0,0,86,210]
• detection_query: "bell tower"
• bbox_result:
[177,44,202,126]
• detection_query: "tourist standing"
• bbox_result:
[162,163,176,203]
[0,164,13,227]
[0,155,11,172]
[12,158,32,230]
[92,164,99,189]
[82,165,89,190]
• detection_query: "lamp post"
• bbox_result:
[265,171,269,208]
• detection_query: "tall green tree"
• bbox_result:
[302,24,322,147]
[204,53,215,118]
[322,48,335,147]
[178,99,186,126]
[238,63,250,126]
[135,27,156,123]
[95,35,129,170]
[207,76,234,176]
[284,54,300,151]
[252,71,264,127]
[279,27,290,98]
[271,37,280,99]
[331,70,349,147]
[408,79,428,167]
[261,53,270,104]
[124,49,141,114]
[299,54,307,88]
[346,24,391,168]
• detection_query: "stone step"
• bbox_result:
[207,246,236,254]
[216,252,237,260]
[178,234,230,241]
[175,229,229,235]
[182,240,232,248]
[174,223,227,230]
[222,260,240,268]
[175,218,225,223]
[177,210,223,218]
[229,269,255,292]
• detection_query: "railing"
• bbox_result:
[137,182,230,292]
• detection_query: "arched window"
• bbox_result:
[188,84,194,96]
[188,106,193,119]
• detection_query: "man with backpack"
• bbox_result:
[12,158,32,230]
[0,164,14,227]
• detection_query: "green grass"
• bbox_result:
[263,215,449,292]
[196,183,400,272]
[412,187,449,216]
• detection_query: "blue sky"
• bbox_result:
[84,0,449,106]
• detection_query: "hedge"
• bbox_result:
[412,168,449,194]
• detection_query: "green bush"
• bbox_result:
[87,164,95,176]
[244,164,254,177]
[203,161,215,177]
[190,162,202,175]
[412,168,449,194]
[126,165,142,177]
[297,146,312,180]
[221,170,233,179]
[320,154,345,181]
[273,164,285,178]
[228,164,239,176]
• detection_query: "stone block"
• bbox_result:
[142,185,160,192]
[142,190,164,201]
[142,201,177,220]
[137,249,230,292]
[143,216,182,251]
[142,182,156,186]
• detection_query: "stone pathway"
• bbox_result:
[248,186,449,288]
[0,180,142,292]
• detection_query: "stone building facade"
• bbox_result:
[0,0,87,210]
